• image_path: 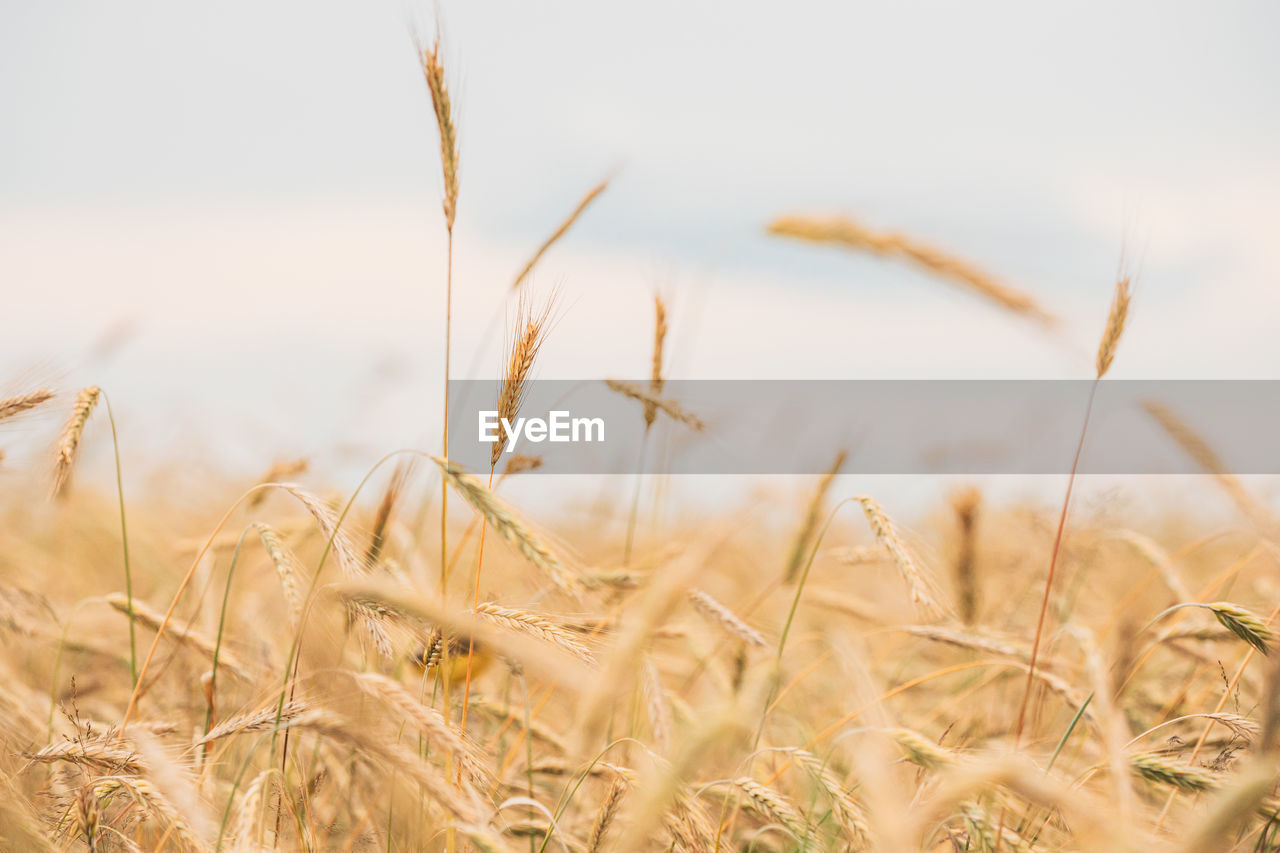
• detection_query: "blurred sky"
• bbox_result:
[2,1,1279,511]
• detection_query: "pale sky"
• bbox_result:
[2,2,1279,513]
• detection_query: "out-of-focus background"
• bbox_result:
[3,1,1279,508]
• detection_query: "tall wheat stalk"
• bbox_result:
[419,33,461,853]
[998,275,1130,850]
[623,294,668,565]
[418,28,459,724]
[460,295,552,738]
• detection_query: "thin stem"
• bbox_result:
[459,467,494,743]
[442,224,457,853]
[1012,380,1098,745]
[101,393,136,687]
[622,432,651,566]
[998,380,1099,852]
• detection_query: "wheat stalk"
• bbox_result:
[768,214,1053,325]
[784,451,846,583]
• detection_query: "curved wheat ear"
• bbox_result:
[277,483,392,658]
[587,776,628,853]
[1207,602,1273,655]
[504,454,542,475]
[196,699,308,745]
[788,748,871,843]
[902,624,1026,659]
[418,37,458,231]
[605,379,704,431]
[512,176,611,290]
[492,295,553,468]
[0,387,54,424]
[92,776,209,853]
[687,588,766,648]
[961,802,1034,853]
[253,523,305,626]
[642,656,672,752]
[26,737,143,774]
[886,727,956,770]
[732,777,808,840]
[366,460,411,567]
[1096,275,1131,378]
[52,386,100,498]
[287,708,483,824]
[645,294,668,428]
[351,672,492,788]
[768,214,1053,325]
[1130,753,1219,792]
[105,593,254,681]
[1142,400,1273,532]
[1113,529,1192,604]
[784,450,846,583]
[432,457,581,594]
[474,601,596,662]
[854,496,944,617]
[229,768,276,849]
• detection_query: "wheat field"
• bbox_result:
[4,29,1280,853]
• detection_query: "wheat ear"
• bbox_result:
[768,214,1053,325]
[51,386,100,497]
[418,37,458,230]
[854,495,943,616]
[1096,275,1131,378]
[433,457,581,593]
[512,176,610,290]
[0,387,54,423]
[605,379,704,431]
[687,588,766,648]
